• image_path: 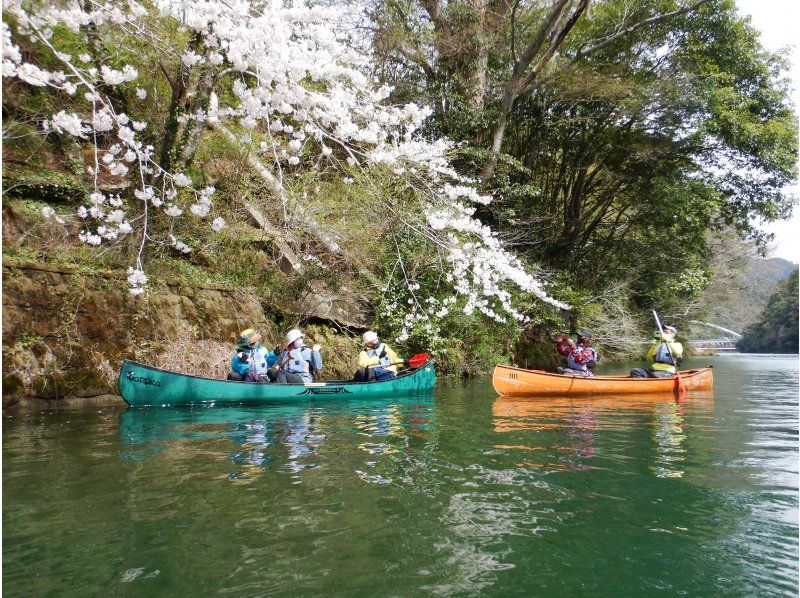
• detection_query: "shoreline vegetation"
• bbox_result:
[2,0,797,407]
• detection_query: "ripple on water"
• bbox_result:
[2,358,797,595]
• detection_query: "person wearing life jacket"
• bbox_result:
[275,329,322,383]
[227,328,276,382]
[555,330,599,377]
[354,331,403,382]
[630,325,683,378]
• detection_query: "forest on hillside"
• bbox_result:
[2,0,798,374]
[737,269,799,353]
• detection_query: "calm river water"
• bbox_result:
[3,354,798,596]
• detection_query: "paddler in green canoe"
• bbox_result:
[275,328,323,383]
[354,331,402,382]
[227,328,277,382]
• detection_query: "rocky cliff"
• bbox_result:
[2,261,357,408]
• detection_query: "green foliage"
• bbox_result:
[372,0,797,357]
[737,269,799,353]
[4,0,798,375]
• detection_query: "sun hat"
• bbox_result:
[286,328,304,346]
[362,330,379,346]
[240,328,262,344]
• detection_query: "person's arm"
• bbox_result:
[358,350,379,368]
[646,342,657,361]
[671,341,683,362]
[309,348,323,372]
[232,354,250,375]
[276,350,289,370]
[556,334,574,357]
[385,345,400,366]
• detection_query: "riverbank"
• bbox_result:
[1,260,363,409]
[1,255,730,409]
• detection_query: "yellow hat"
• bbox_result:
[240,328,262,344]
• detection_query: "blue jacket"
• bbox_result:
[231,349,252,376]
[231,345,278,376]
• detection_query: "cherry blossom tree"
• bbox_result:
[3,0,567,322]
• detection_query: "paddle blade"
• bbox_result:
[674,372,685,394]
[406,353,430,368]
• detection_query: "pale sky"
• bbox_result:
[736,0,800,263]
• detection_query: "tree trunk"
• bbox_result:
[461,0,490,110]
[174,68,218,170]
[480,90,516,180]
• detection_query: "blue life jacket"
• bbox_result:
[231,348,254,376]
[653,342,675,365]
[366,344,393,367]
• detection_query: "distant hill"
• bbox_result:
[733,258,799,330]
[743,257,797,287]
[690,256,798,337]
[738,270,799,353]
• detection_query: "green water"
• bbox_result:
[3,355,798,596]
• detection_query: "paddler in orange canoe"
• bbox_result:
[555,330,600,377]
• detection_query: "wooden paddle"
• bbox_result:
[653,310,684,393]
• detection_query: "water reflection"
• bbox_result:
[4,356,797,596]
[228,419,273,480]
[651,401,687,479]
[492,392,714,474]
[118,397,435,484]
[282,412,322,477]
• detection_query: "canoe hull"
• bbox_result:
[119,360,436,407]
[492,365,713,397]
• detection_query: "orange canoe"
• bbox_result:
[492,364,713,397]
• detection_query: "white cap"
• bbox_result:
[286,328,304,346]
[362,330,378,346]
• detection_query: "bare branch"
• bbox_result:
[519,0,710,97]
[576,0,711,60]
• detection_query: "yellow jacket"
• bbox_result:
[358,343,400,374]
[647,335,683,373]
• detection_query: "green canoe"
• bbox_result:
[118,359,436,407]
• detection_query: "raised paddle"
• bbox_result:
[653,310,684,393]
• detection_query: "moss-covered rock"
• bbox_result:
[1,263,271,407]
